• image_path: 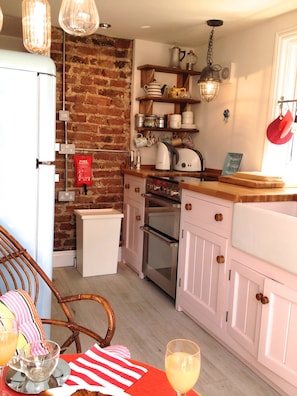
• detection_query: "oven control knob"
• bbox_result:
[170,190,180,197]
[181,162,187,168]
[154,186,161,191]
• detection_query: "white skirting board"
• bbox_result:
[53,248,122,268]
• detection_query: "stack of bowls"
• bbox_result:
[181,111,196,129]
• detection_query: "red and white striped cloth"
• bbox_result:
[65,344,148,392]
[0,290,46,352]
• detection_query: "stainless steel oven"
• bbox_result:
[141,175,216,299]
[141,176,182,299]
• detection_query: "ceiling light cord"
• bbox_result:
[207,27,214,67]
[198,19,223,103]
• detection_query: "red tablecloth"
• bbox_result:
[3,354,199,396]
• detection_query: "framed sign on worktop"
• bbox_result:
[221,152,243,176]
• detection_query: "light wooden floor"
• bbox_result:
[51,262,280,396]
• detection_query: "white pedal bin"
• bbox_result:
[75,209,124,277]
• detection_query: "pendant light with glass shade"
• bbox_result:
[198,19,223,102]
[0,5,3,32]
[59,0,100,37]
[22,0,51,54]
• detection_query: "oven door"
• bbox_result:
[141,193,180,299]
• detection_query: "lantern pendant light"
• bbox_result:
[59,0,100,37]
[22,0,51,55]
[0,5,3,32]
[198,19,223,102]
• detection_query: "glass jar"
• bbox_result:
[135,113,145,128]
[144,115,157,128]
[157,116,165,128]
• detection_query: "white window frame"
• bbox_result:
[262,27,297,182]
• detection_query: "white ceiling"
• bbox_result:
[1,0,297,47]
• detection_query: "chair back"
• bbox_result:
[0,225,115,353]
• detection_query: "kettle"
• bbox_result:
[143,79,167,97]
[155,141,179,171]
[169,46,186,68]
[185,50,198,71]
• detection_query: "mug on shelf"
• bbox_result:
[134,133,148,148]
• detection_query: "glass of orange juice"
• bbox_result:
[0,317,18,396]
[165,339,201,396]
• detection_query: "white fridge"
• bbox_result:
[0,49,56,320]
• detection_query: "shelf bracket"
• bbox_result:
[140,69,155,87]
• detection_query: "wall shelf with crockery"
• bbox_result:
[136,96,200,115]
[136,64,201,117]
[135,127,199,134]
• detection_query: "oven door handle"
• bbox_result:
[140,225,178,247]
[141,193,181,208]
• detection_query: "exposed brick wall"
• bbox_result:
[51,27,133,251]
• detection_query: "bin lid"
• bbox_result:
[74,209,124,219]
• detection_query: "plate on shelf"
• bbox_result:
[40,385,129,396]
[6,359,70,394]
[221,152,243,176]
[181,124,196,129]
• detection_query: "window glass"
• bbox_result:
[262,28,297,182]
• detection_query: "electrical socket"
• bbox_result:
[59,144,76,155]
[58,191,75,202]
[59,110,70,122]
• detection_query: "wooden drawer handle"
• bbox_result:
[136,215,141,221]
[216,255,225,264]
[214,213,223,221]
[135,187,140,193]
[256,293,269,304]
[124,183,130,189]
[261,296,269,304]
[256,293,263,301]
[185,203,192,211]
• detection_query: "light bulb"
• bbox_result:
[199,80,220,102]
[0,6,3,32]
[59,0,99,37]
[22,0,51,54]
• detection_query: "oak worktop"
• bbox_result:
[123,166,220,181]
[179,180,297,202]
[123,168,297,202]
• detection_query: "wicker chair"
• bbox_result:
[0,225,115,354]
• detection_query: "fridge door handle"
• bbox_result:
[36,159,54,168]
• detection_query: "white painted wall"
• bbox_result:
[132,9,297,172]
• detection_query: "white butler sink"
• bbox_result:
[232,201,297,275]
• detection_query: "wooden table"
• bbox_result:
[3,354,199,396]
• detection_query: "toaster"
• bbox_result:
[173,148,204,172]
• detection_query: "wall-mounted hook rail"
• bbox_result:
[278,98,297,103]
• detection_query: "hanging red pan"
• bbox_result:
[266,109,294,144]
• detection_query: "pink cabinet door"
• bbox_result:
[176,221,228,329]
[122,199,144,276]
[227,259,264,357]
[258,278,297,387]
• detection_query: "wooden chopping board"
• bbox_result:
[219,175,285,188]
[232,172,283,182]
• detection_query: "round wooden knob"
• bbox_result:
[261,296,269,304]
[216,255,225,264]
[256,293,263,301]
[136,215,141,221]
[185,203,192,211]
[135,187,140,193]
[214,213,223,222]
[124,183,130,189]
